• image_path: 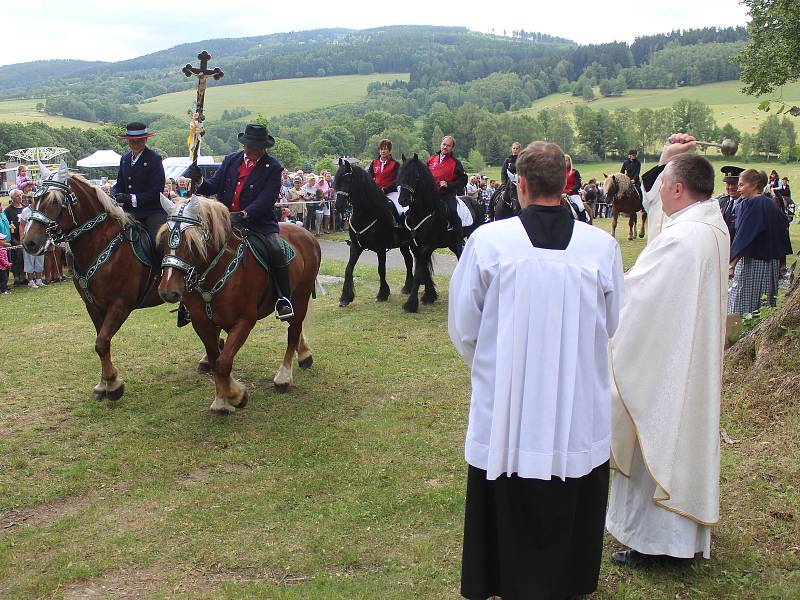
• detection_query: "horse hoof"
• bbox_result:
[403,304,418,314]
[628,236,634,241]
[237,390,249,409]
[339,300,350,307]
[197,361,211,373]
[93,389,107,400]
[639,233,645,239]
[106,383,125,401]
[274,382,290,393]
[211,407,234,416]
[422,294,437,305]
[375,295,389,302]
[299,355,313,369]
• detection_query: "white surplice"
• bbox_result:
[448,217,624,481]
[607,174,730,558]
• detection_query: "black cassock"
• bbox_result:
[460,205,610,600]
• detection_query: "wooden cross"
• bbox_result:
[182,50,224,123]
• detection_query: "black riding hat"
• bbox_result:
[238,124,275,149]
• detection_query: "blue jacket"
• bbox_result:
[197,150,283,235]
[111,146,165,219]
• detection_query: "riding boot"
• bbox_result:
[384,199,399,229]
[177,303,191,327]
[265,233,294,321]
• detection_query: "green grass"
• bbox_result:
[138,74,410,121]
[0,239,798,597]
[0,98,102,129]
[517,80,800,134]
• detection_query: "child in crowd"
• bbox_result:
[16,165,34,192]
[0,233,12,295]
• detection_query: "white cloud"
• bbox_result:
[1,0,749,67]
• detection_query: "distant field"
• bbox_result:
[139,73,410,120]
[481,158,800,196]
[518,80,800,134]
[0,98,102,129]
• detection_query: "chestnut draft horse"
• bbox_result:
[603,173,647,240]
[21,164,200,401]
[158,195,321,414]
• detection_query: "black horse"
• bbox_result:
[396,154,468,313]
[488,180,520,221]
[334,159,413,307]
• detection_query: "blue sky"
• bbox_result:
[2,0,749,67]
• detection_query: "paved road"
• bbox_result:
[318,238,458,276]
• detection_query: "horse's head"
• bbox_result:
[397,153,430,208]
[22,162,76,255]
[158,194,231,304]
[334,158,354,212]
[602,174,619,200]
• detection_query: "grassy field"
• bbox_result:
[0,99,102,129]
[138,74,410,121]
[517,80,800,134]
[0,224,798,598]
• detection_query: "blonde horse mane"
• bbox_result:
[68,174,135,228]
[603,172,631,197]
[169,196,232,262]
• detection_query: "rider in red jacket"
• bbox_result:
[427,135,468,241]
[367,138,401,228]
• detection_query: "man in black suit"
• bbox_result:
[111,122,167,242]
[185,124,293,320]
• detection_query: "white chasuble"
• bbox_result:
[449,217,623,481]
[608,190,730,555]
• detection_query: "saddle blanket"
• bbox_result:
[386,190,409,216]
[456,196,474,227]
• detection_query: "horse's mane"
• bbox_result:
[169,196,231,262]
[349,163,390,208]
[399,156,437,200]
[69,174,134,228]
[603,173,631,197]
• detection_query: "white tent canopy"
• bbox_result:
[163,156,219,181]
[76,150,122,168]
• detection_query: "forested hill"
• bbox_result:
[0,26,573,103]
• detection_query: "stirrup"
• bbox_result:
[275,296,294,321]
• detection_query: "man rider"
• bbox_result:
[427,135,468,241]
[184,124,293,320]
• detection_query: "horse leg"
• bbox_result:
[611,212,618,239]
[400,244,413,294]
[274,319,303,392]
[195,321,223,374]
[197,335,223,373]
[421,249,438,304]
[628,214,635,241]
[376,249,390,302]
[402,248,425,313]
[639,211,647,238]
[339,242,363,307]
[297,327,313,369]
[91,301,129,401]
[210,319,252,415]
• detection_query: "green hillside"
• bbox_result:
[519,80,800,134]
[0,99,102,129]
[139,73,410,121]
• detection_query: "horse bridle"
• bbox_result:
[160,204,208,290]
[27,179,87,243]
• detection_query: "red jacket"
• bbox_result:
[368,157,399,191]
[427,153,467,195]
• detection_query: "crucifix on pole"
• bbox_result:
[182,50,224,193]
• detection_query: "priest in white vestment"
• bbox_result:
[449,141,624,599]
[606,134,730,566]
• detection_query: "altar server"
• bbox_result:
[449,140,623,599]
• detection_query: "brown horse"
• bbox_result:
[21,165,180,401]
[603,173,646,240]
[158,195,321,414]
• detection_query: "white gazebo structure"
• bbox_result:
[6,147,69,162]
[162,155,219,181]
[76,150,122,168]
